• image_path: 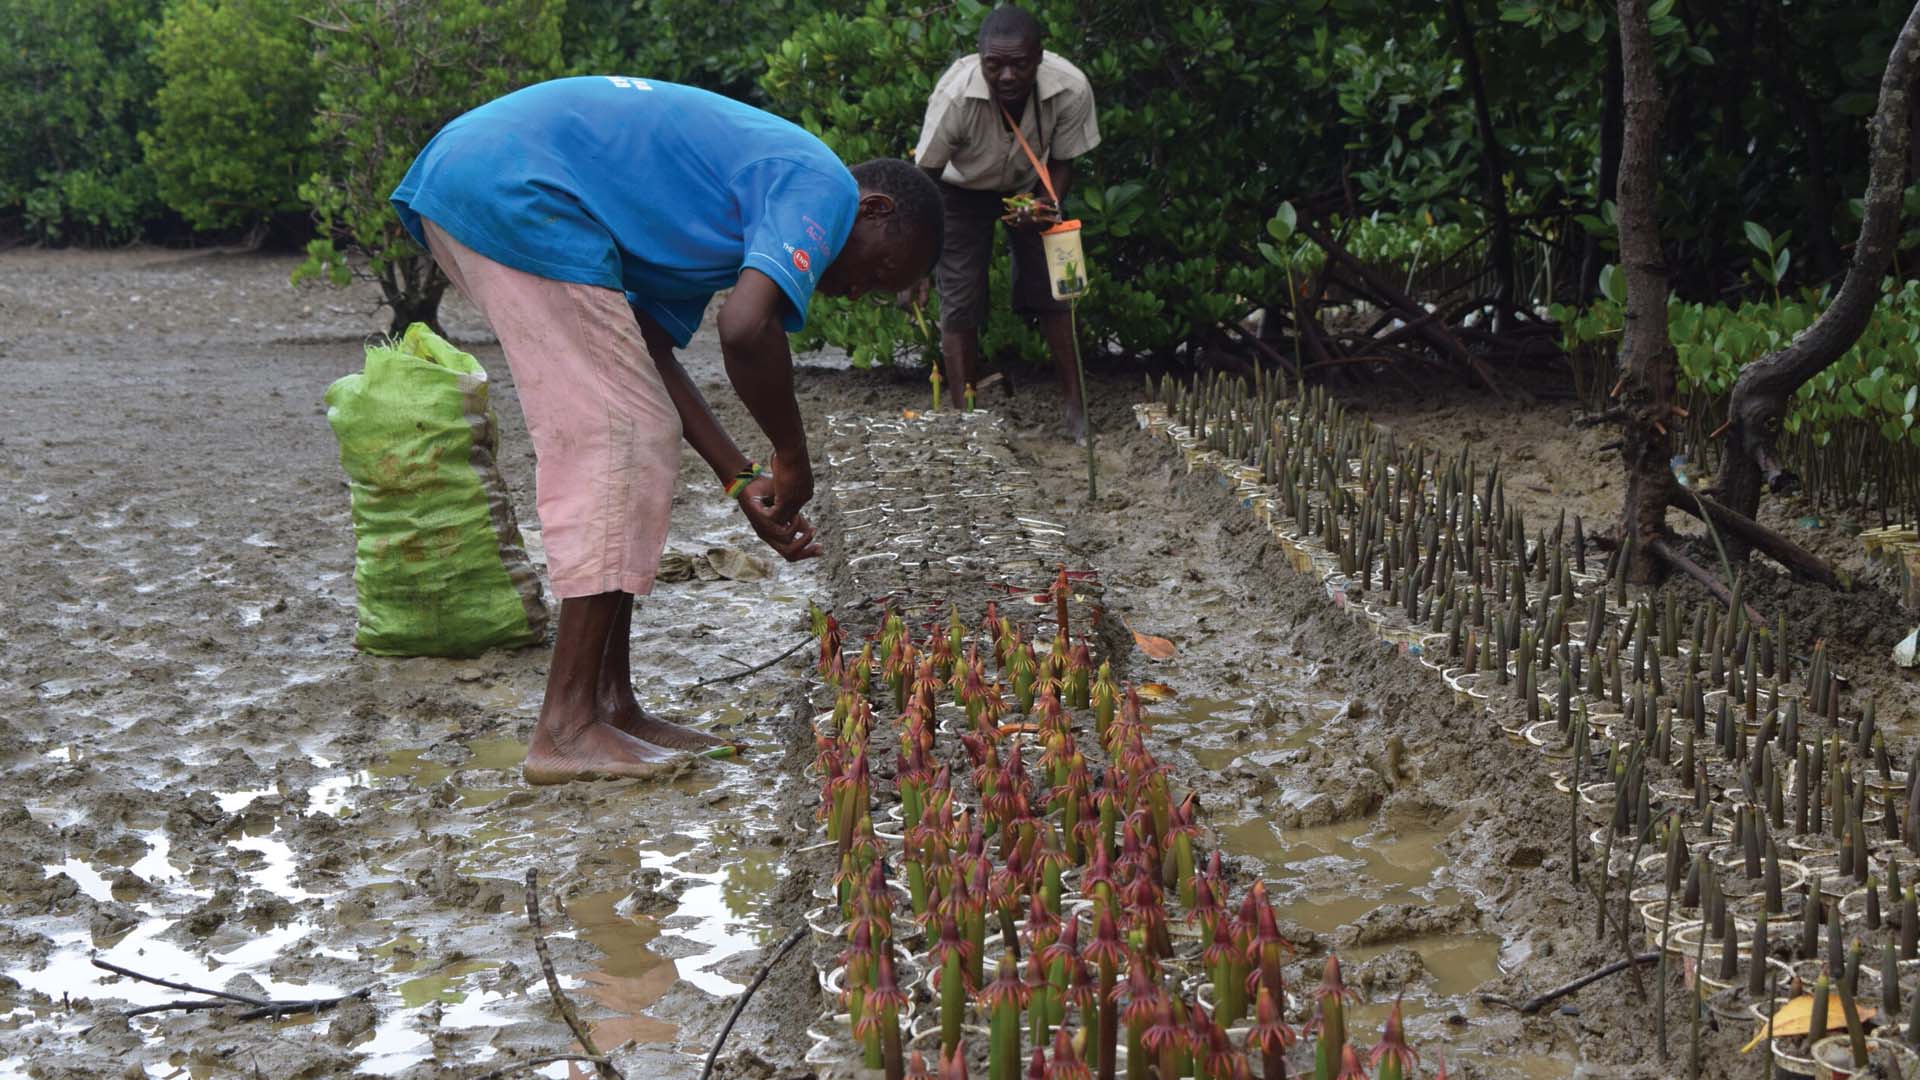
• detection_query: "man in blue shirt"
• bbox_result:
[391,76,942,783]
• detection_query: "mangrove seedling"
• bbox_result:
[981,953,1031,1080]
[1370,1001,1418,1080]
[933,913,972,1061]
[1249,984,1296,1080]
[1310,955,1359,1080]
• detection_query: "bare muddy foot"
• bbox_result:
[606,703,726,751]
[524,719,681,784]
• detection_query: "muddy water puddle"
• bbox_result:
[339,705,791,1073]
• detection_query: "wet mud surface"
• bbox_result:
[0,250,816,1078]
[0,249,1830,1078]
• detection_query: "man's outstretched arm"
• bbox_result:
[635,302,819,562]
[715,268,813,523]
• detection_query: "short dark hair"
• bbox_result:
[978,5,1043,50]
[850,157,945,275]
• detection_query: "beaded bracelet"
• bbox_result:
[724,461,763,499]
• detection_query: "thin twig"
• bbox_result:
[525,869,622,1080]
[91,956,270,1007]
[1482,951,1661,1013]
[122,999,234,1019]
[688,638,812,689]
[468,1054,616,1080]
[698,925,807,1080]
[234,987,371,1020]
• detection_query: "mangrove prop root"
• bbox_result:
[1644,537,1764,628]
[1666,492,1847,590]
[525,869,624,1080]
[699,924,807,1080]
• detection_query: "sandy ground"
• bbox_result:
[2,247,1901,1079]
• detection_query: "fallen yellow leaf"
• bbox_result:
[1135,681,1178,702]
[901,409,922,420]
[1740,994,1873,1053]
[1123,620,1176,661]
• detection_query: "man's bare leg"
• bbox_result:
[1040,310,1085,442]
[525,591,680,784]
[940,325,981,403]
[598,593,725,749]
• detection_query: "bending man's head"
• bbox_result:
[978,5,1044,112]
[817,158,945,300]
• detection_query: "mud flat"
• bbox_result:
[0,250,834,1078]
[0,248,1839,1078]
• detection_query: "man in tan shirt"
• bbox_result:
[914,5,1100,440]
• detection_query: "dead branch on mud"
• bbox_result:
[689,636,812,688]
[698,924,808,1080]
[524,869,623,1080]
[91,956,373,1021]
[1481,951,1661,1015]
[92,956,271,1007]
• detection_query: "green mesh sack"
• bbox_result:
[324,323,548,656]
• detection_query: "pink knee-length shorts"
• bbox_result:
[422,219,682,599]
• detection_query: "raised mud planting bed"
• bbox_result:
[1135,369,1920,1077]
[791,409,1454,1079]
[798,591,1429,1079]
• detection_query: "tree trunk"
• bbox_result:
[1445,0,1516,324]
[382,255,449,338]
[1613,0,1679,585]
[1715,1,1920,552]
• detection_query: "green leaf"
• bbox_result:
[1743,220,1772,255]
[1267,202,1297,242]
[1648,0,1675,18]
[1600,263,1626,305]
[1774,247,1791,281]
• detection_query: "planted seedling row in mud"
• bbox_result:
[1136,368,1920,1077]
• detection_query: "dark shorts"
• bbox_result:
[934,181,1069,330]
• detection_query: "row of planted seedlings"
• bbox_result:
[799,572,1436,1080]
[1137,370,1920,1077]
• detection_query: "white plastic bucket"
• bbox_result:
[1041,219,1088,300]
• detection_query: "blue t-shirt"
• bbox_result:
[391,76,858,346]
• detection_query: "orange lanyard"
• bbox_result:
[1000,101,1058,205]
